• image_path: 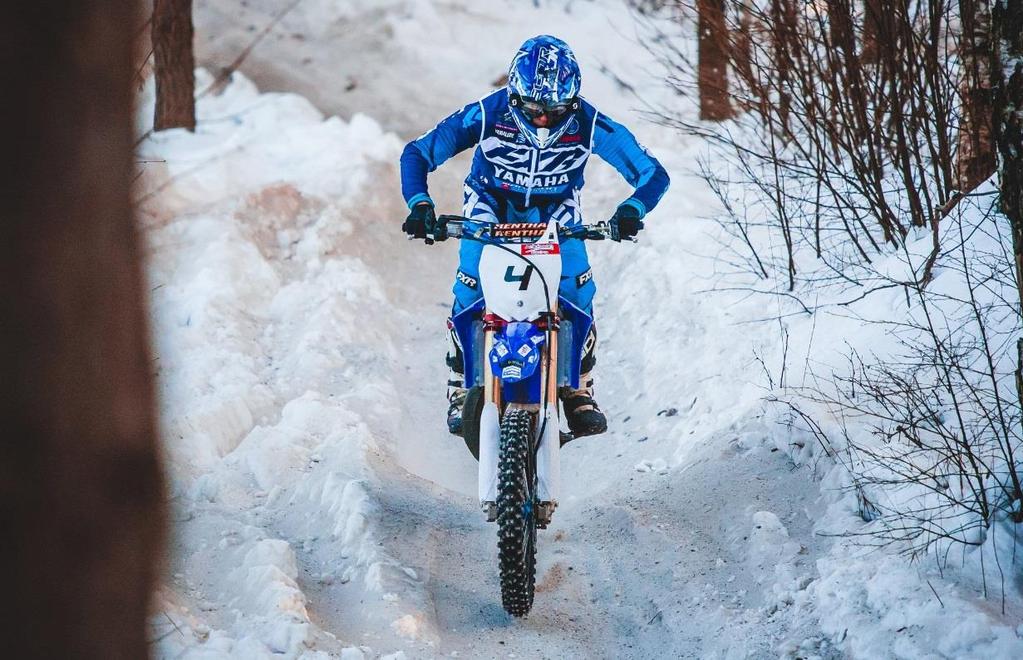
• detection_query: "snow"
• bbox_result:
[140,0,1023,658]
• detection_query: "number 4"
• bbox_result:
[504,265,534,291]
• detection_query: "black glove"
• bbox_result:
[402,202,443,244]
[609,203,644,242]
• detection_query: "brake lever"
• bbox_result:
[404,233,437,245]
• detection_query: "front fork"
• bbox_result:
[477,309,562,519]
[477,322,502,505]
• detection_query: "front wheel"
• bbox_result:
[497,409,537,617]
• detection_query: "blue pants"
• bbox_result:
[451,185,597,315]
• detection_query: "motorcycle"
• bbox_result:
[421,213,613,617]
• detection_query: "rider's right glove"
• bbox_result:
[609,202,645,242]
[402,200,442,244]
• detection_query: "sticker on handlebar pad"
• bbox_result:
[521,242,560,256]
[492,223,548,239]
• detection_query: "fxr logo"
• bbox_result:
[456,270,478,289]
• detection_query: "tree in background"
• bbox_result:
[994,0,1023,464]
[859,0,883,64]
[959,0,996,191]
[153,0,196,131]
[0,1,165,658]
[697,0,734,120]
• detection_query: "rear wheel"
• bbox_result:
[496,409,537,617]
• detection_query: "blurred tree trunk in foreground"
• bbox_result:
[0,1,165,658]
[153,0,196,131]
[698,0,734,120]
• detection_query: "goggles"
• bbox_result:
[510,94,578,123]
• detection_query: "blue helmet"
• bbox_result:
[507,35,582,148]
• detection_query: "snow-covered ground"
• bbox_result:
[139,1,1023,657]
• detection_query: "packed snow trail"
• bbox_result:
[143,1,1023,658]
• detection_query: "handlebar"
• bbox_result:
[423,214,620,244]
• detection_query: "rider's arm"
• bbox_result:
[400,100,484,208]
[591,112,670,218]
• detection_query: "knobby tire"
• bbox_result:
[497,409,537,617]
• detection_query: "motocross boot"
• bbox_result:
[559,371,607,436]
[447,378,467,436]
[561,324,605,437]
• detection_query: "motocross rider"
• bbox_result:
[399,34,669,438]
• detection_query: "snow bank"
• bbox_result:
[140,70,431,658]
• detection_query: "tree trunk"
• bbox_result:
[959,0,996,191]
[698,0,735,121]
[993,0,1023,509]
[153,0,196,131]
[860,0,883,64]
[0,1,165,658]
[994,2,1023,296]
[770,0,796,133]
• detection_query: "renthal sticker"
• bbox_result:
[493,223,548,239]
[456,270,478,289]
[521,242,560,256]
[576,268,593,288]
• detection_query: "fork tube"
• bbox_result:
[545,327,559,408]
[478,312,502,504]
[535,313,562,504]
[483,320,501,409]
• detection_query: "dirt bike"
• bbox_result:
[428,213,612,617]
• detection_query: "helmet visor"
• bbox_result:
[511,94,576,124]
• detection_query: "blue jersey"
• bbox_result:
[400,88,669,219]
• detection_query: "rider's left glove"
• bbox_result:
[610,202,645,242]
[402,200,444,244]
